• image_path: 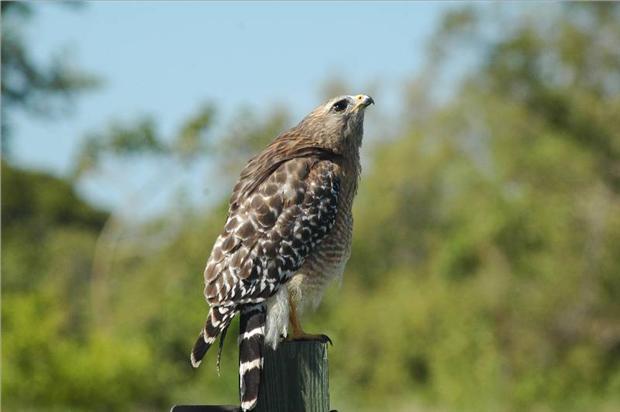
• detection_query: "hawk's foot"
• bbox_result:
[288,298,333,345]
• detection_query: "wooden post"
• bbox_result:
[255,340,330,412]
[171,340,332,412]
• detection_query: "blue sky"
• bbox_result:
[11,1,454,212]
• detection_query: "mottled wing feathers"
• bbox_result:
[230,134,342,212]
[204,156,341,306]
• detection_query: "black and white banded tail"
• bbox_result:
[191,305,235,368]
[239,304,266,411]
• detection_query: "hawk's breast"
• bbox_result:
[287,172,357,311]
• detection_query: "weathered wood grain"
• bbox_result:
[254,340,329,412]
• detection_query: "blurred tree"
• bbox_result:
[332,3,620,411]
[0,1,99,155]
[1,161,107,292]
[70,104,217,326]
[2,162,107,234]
[72,103,216,179]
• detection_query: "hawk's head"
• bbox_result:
[297,94,374,152]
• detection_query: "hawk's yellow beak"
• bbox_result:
[353,94,374,111]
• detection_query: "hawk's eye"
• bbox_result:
[332,99,348,112]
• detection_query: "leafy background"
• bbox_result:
[2,2,620,411]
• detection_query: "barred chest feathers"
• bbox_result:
[264,160,359,349]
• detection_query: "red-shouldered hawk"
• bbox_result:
[190,94,373,411]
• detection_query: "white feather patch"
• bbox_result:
[190,352,201,368]
[240,326,264,341]
[265,286,289,349]
[239,358,262,375]
[241,398,257,411]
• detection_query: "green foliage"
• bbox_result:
[72,103,217,177]
[2,162,107,234]
[72,118,164,177]
[1,162,107,292]
[1,2,99,154]
[175,103,217,160]
[3,3,620,412]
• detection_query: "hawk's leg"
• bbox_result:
[288,298,332,345]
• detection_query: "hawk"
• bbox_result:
[190,94,373,411]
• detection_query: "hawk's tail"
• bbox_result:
[239,304,266,411]
[190,306,236,368]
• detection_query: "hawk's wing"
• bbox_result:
[203,154,341,307]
